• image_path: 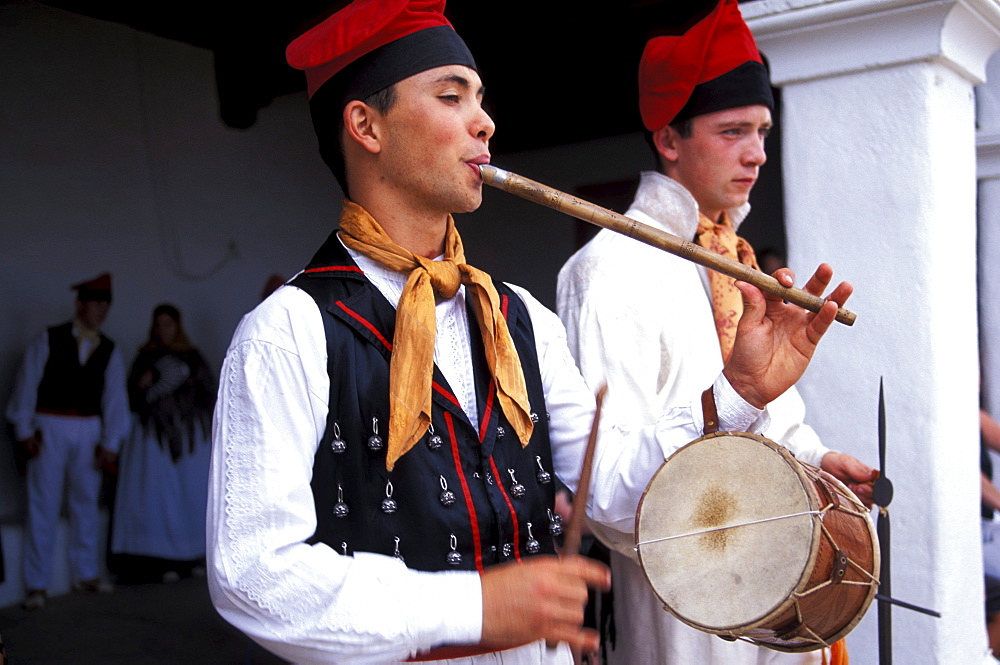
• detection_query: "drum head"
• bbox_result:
[636,432,821,631]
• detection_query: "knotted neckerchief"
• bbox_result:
[338,199,534,471]
[694,211,760,363]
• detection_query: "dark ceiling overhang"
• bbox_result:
[39,1,724,153]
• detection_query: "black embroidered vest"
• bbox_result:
[292,231,560,574]
[36,322,114,416]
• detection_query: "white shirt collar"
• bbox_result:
[628,171,751,240]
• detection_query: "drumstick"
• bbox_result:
[563,384,607,557]
[545,385,606,654]
[479,164,857,327]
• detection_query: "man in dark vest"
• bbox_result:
[206,1,854,663]
[6,272,129,610]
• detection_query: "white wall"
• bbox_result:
[979,50,1000,420]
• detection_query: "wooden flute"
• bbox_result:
[478,164,856,327]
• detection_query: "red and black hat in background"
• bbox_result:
[639,0,773,132]
[72,272,112,302]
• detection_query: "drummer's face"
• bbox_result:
[657,104,772,223]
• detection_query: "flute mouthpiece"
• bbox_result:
[478,163,507,186]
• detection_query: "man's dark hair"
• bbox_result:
[644,117,694,172]
[310,83,399,196]
[669,117,694,139]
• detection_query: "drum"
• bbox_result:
[635,431,879,652]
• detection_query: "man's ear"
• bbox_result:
[652,125,681,164]
[343,100,381,155]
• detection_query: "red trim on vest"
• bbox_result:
[445,412,484,575]
[304,265,364,274]
[478,382,496,443]
[432,381,462,409]
[489,456,523,563]
[335,301,392,350]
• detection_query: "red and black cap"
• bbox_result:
[639,0,773,132]
[72,272,112,302]
[286,0,476,102]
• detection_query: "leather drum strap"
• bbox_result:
[701,387,720,434]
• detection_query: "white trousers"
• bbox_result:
[23,413,103,589]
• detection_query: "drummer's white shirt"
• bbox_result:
[207,241,769,665]
[557,171,829,665]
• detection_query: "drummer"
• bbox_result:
[206,1,854,663]
[557,1,876,663]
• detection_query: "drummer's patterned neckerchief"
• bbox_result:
[694,210,759,363]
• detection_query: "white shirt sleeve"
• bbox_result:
[206,286,482,664]
[5,331,49,441]
[762,388,831,467]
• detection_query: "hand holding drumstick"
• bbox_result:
[479,387,610,655]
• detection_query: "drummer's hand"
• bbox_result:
[480,555,610,652]
[821,451,877,508]
[724,264,852,409]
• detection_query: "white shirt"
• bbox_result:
[557,171,829,470]
[207,242,768,664]
[556,171,828,665]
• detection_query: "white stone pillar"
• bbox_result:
[743,1,1000,663]
[978,52,1000,419]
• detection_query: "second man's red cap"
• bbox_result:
[639,0,773,132]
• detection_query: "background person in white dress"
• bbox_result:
[111,303,215,584]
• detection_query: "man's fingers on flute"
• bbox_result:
[772,267,796,283]
[825,280,854,307]
[734,281,766,318]
[801,263,834,297]
[806,300,839,343]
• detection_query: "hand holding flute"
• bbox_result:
[724,263,853,408]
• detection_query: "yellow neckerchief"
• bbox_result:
[338,199,534,471]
